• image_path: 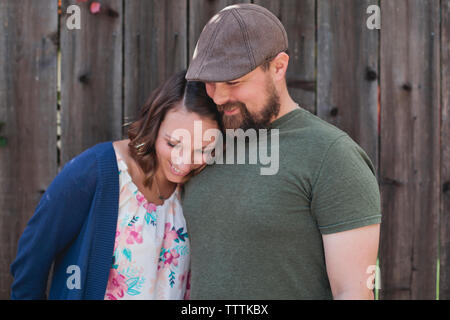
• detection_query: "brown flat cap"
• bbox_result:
[186,3,288,82]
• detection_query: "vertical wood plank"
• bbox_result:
[317,0,379,170]
[252,0,281,18]
[189,0,250,63]
[60,0,123,163]
[281,0,316,114]
[255,0,317,114]
[0,0,58,299]
[440,0,450,300]
[124,0,187,135]
[379,0,440,300]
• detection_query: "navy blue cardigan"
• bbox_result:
[10,142,119,300]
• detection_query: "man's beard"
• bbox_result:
[217,80,281,131]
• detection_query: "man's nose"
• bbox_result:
[208,83,229,106]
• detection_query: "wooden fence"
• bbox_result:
[0,0,448,300]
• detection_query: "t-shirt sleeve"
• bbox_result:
[310,134,382,234]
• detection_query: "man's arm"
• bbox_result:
[322,223,380,300]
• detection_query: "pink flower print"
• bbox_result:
[119,187,132,207]
[120,184,130,196]
[164,249,180,267]
[147,278,157,296]
[105,269,127,300]
[127,196,139,213]
[136,193,158,213]
[144,202,157,213]
[168,201,176,215]
[184,270,191,300]
[163,223,178,247]
[136,193,147,206]
[113,231,121,251]
[178,270,189,290]
[126,225,143,245]
[178,272,186,287]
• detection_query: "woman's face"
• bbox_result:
[155,107,220,184]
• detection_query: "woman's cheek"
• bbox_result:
[155,141,172,162]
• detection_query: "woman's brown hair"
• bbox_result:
[126,70,222,188]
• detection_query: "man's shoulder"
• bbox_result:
[288,112,376,177]
[278,107,349,152]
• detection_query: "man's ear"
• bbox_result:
[272,52,289,82]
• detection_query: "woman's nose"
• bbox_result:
[172,154,196,170]
[178,163,193,174]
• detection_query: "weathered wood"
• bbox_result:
[317,0,379,171]
[440,0,450,300]
[124,0,188,137]
[252,0,281,19]
[0,0,448,301]
[379,0,441,300]
[255,0,316,114]
[189,0,251,62]
[0,0,58,299]
[281,0,316,114]
[60,0,123,163]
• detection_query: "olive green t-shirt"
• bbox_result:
[181,107,381,299]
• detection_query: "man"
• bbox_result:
[182,3,381,300]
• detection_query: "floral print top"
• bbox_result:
[104,150,190,300]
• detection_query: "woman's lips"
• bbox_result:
[169,161,189,177]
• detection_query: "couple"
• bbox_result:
[10,4,381,300]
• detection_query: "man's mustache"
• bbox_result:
[217,102,246,113]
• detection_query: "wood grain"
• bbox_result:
[440,0,450,300]
[281,0,316,114]
[60,0,123,163]
[379,0,441,300]
[317,0,379,170]
[0,0,448,300]
[0,0,58,299]
[255,0,317,114]
[124,0,188,137]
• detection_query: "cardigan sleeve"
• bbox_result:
[10,150,98,300]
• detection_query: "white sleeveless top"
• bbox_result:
[104,149,190,300]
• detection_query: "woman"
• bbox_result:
[10,70,223,300]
